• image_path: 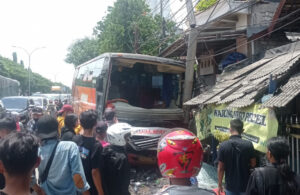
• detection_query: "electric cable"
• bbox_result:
[183,15,300,62]
[159,0,300,57]
[153,0,255,54]
[137,0,199,52]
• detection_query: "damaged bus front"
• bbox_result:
[72,53,185,164]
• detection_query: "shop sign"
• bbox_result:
[211,104,278,153]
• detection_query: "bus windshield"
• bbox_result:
[108,61,181,109]
[72,53,185,117]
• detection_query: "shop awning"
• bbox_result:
[184,41,300,108]
[262,73,300,108]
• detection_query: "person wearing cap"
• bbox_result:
[156,129,216,195]
[57,104,81,136]
[27,107,43,133]
[36,115,90,195]
[95,121,110,147]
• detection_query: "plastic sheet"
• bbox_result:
[197,163,219,190]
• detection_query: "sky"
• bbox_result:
[0,0,185,87]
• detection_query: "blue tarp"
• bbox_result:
[220,52,247,69]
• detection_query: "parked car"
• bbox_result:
[1,96,34,124]
[0,100,6,119]
[32,93,71,103]
[29,96,48,110]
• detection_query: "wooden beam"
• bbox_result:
[268,0,287,34]
[220,18,238,23]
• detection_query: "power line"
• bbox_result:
[134,0,186,50]
[165,0,186,21]
[153,0,256,55]
[159,0,300,57]
[184,15,300,62]
[195,8,300,60]
[149,0,163,15]
[134,0,187,52]
[150,0,171,16]
[157,0,254,53]
[138,0,199,52]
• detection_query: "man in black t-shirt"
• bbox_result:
[217,118,256,195]
[73,110,105,195]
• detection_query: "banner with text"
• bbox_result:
[211,104,278,153]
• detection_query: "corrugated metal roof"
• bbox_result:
[262,73,300,108]
[221,58,273,81]
[227,91,257,108]
[185,78,241,106]
[184,42,300,108]
[247,51,300,81]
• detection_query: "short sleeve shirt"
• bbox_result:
[218,135,255,192]
[39,140,90,194]
[73,135,103,195]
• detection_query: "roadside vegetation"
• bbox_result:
[65,0,179,67]
[0,56,68,94]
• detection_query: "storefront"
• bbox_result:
[185,41,300,174]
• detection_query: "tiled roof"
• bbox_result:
[262,73,300,108]
[184,42,300,108]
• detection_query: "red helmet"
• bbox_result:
[157,129,203,178]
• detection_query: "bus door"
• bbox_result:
[95,57,110,119]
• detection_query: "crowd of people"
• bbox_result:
[0,104,130,195]
[0,104,299,195]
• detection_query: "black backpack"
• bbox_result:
[102,145,130,195]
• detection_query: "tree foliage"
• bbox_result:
[0,56,69,94]
[65,37,101,66]
[66,0,178,67]
[195,0,218,12]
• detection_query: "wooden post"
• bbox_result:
[183,0,198,122]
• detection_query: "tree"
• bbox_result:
[0,55,69,94]
[12,52,18,63]
[65,37,100,66]
[93,0,177,55]
[20,60,24,67]
[65,0,178,67]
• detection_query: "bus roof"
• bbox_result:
[77,53,185,72]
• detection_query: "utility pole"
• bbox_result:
[12,46,46,96]
[183,0,198,122]
[183,0,197,103]
[160,0,166,53]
